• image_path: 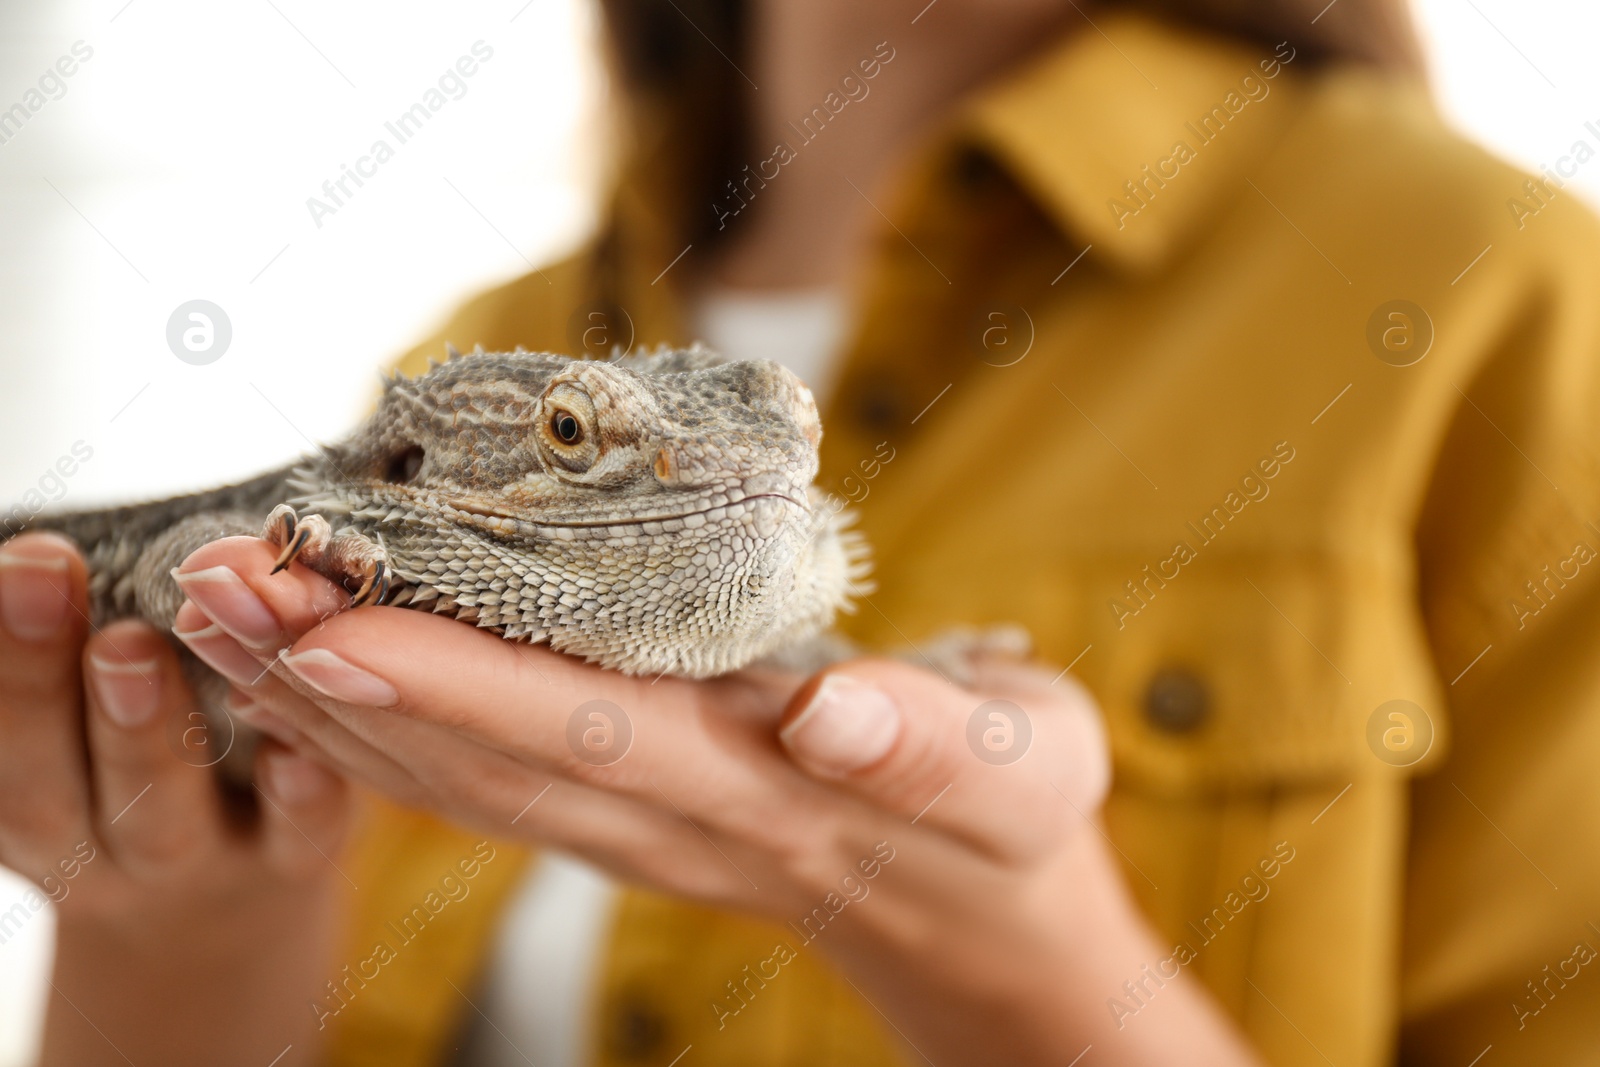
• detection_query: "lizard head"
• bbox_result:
[298,346,869,677]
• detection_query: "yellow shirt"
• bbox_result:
[323,13,1600,1066]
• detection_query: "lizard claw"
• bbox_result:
[271,524,311,574]
[350,561,390,608]
[262,505,334,575]
[269,506,297,543]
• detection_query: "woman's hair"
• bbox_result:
[596,0,1423,255]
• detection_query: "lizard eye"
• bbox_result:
[536,384,601,475]
[550,410,584,445]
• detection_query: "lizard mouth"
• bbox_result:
[444,491,809,530]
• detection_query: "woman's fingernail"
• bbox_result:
[780,675,900,776]
[263,749,336,806]
[171,566,280,647]
[283,648,399,708]
[174,617,268,689]
[0,544,72,642]
[89,654,163,727]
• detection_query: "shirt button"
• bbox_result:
[950,146,1001,193]
[1143,667,1210,734]
[605,993,668,1061]
[850,372,904,434]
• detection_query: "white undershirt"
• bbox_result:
[693,286,849,403]
[459,288,849,1067]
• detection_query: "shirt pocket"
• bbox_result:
[1062,550,1449,792]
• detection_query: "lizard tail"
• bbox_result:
[4,464,299,624]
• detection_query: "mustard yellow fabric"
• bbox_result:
[326,13,1600,1066]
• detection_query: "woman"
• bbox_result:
[4,0,1598,1063]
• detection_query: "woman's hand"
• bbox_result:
[174,534,1261,1066]
[0,532,351,1067]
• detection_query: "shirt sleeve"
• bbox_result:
[1399,211,1600,1061]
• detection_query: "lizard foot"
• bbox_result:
[261,508,396,607]
[322,529,396,609]
[908,623,1035,685]
[263,505,334,574]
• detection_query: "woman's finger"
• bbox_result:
[171,592,739,888]
[244,658,745,897]
[169,536,394,769]
[0,532,93,869]
[777,659,1106,864]
[173,536,349,652]
[254,744,351,880]
[170,538,540,811]
[273,606,844,849]
[82,620,226,871]
[222,686,311,753]
[171,598,425,801]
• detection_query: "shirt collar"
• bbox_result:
[957,12,1307,272]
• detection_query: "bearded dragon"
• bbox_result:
[20,345,872,690]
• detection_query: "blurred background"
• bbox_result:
[0,0,1596,1061]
